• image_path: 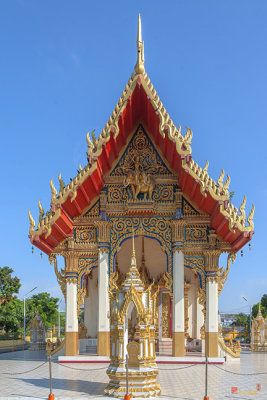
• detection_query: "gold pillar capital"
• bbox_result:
[64,252,79,273]
[172,219,186,251]
[95,220,111,244]
[204,249,221,280]
[66,234,75,249]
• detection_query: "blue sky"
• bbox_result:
[0,1,266,313]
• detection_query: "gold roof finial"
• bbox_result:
[134,13,145,74]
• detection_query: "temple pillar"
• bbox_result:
[172,218,186,356]
[205,279,218,357]
[97,249,110,355]
[173,250,185,356]
[204,250,221,357]
[64,240,79,356]
[65,277,79,355]
[96,220,110,356]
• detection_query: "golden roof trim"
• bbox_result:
[29,55,254,240]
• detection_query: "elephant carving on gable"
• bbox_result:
[123,171,155,201]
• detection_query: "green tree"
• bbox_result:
[234,313,249,327]
[0,298,23,332]
[0,267,21,332]
[252,294,267,318]
[261,294,267,309]
[26,292,59,328]
[0,267,21,305]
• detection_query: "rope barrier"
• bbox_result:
[0,361,48,375]
[53,362,108,371]
[212,364,267,376]
[1,358,266,377]
[158,364,198,371]
[56,361,199,372]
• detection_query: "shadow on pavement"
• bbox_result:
[0,350,47,362]
[13,377,107,396]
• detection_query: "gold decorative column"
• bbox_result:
[204,250,221,358]
[172,219,186,357]
[184,283,191,338]
[96,220,110,356]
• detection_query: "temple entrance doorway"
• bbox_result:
[116,236,172,353]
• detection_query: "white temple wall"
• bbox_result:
[84,269,98,338]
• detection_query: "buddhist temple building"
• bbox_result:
[28,15,254,360]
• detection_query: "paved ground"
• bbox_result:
[0,350,266,399]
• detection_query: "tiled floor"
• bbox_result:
[0,350,266,399]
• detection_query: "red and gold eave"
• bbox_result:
[29,73,254,255]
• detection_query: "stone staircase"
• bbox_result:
[81,338,97,354]
[85,344,97,354]
[158,339,172,356]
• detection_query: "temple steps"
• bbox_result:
[158,339,173,356]
[85,344,97,353]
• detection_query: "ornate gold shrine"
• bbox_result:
[105,239,161,398]
[251,305,267,352]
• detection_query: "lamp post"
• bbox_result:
[58,299,62,338]
[242,296,251,343]
[23,286,37,344]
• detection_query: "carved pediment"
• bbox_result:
[84,199,100,217]
[182,197,200,216]
[111,125,172,177]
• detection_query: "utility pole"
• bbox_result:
[242,296,252,344]
[23,286,37,344]
[58,299,62,338]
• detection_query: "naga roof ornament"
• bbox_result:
[28,14,254,254]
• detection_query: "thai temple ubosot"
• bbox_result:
[28,15,254,363]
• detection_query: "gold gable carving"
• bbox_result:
[182,198,200,216]
[111,126,172,177]
[84,200,100,217]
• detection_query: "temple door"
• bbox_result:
[162,292,171,338]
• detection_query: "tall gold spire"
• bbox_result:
[134,13,145,74]
[131,225,137,268]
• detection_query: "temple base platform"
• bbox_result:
[104,365,161,398]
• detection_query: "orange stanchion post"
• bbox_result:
[124,354,131,400]
[203,355,209,400]
[48,354,55,400]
